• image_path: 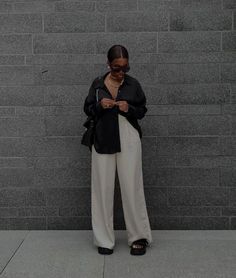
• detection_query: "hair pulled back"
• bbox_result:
[107,45,129,63]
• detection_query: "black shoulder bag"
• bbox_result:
[81,88,99,152]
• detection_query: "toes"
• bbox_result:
[132,244,143,248]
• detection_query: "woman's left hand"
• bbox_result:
[115,100,129,113]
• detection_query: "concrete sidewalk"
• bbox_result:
[0,230,236,278]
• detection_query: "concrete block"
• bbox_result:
[155,167,219,187]
[158,31,221,52]
[97,0,137,12]
[107,11,168,32]
[29,155,90,169]
[221,63,236,82]
[0,86,44,106]
[231,116,236,134]
[0,137,85,157]
[0,107,15,117]
[33,167,90,187]
[9,218,46,229]
[170,9,232,31]
[146,104,221,115]
[0,66,34,86]
[55,1,95,12]
[222,32,236,51]
[232,85,236,103]
[0,157,30,168]
[222,207,236,216]
[26,53,106,65]
[220,168,236,187]
[144,85,168,104]
[44,12,105,32]
[47,216,90,229]
[151,205,221,216]
[33,33,95,54]
[14,2,54,13]
[157,63,219,83]
[138,0,179,10]
[150,52,236,63]
[0,34,32,54]
[18,207,58,217]
[44,85,85,105]
[230,188,236,206]
[45,187,90,206]
[0,117,46,136]
[0,189,27,207]
[168,115,231,135]
[156,137,220,155]
[0,55,25,65]
[0,208,18,217]
[223,0,236,9]
[45,115,84,136]
[180,0,222,9]
[175,155,232,168]
[140,115,168,136]
[59,206,91,217]
[15,106,44,116]
[33,64,95,85]
[219,137,236,155]
[168,187,229,206]
[0,2,12,13]
[25,188,46,206]
[0,14,42,33]
[164,84,230,104]
[222,104,236,114]
[0,168,33,188]
[43,106,83,116]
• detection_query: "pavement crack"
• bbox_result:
[0,231,30,276]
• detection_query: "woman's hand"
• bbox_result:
[101,98,116,109]
[115,100,129,112]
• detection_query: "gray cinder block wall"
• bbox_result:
[0,0,235,230]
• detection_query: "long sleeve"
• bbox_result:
[120,81,147,120]
[83,82,104,118]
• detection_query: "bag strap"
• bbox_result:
[93,88,100,123]
[96,88,99,102]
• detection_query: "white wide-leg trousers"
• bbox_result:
[91,114,153,249]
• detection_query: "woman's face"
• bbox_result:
[108,57,129,82]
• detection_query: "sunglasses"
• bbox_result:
[110,65,130,73]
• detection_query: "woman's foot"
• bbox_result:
[130,238,149,255]
[98,247,113,255]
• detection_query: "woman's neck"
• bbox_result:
[108,72,124,84]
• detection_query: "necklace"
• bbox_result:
[107,73,124,88]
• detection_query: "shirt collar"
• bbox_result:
[93,71,131,89]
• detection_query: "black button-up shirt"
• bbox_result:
[83,71,148,154]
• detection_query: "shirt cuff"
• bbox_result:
[124,104,129,113]
[125,104,135,115]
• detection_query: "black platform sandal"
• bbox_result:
[130,238,149,255]
[98,247,113,255]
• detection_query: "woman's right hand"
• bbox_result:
[100,98,116,109]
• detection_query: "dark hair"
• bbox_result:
[107,45,129,63]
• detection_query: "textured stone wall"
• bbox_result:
[0,0,235,229]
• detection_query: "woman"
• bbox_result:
[83,45,153,256]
